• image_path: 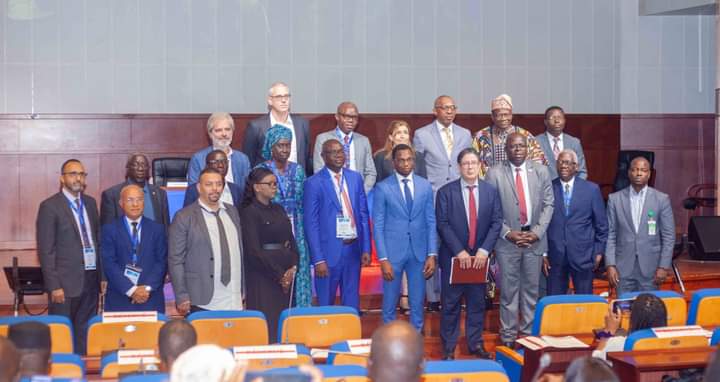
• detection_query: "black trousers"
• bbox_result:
[48,270,98,355]
[440,268,487,355]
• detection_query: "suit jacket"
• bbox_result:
[187,146,251,186]
[372,173,437,264]
[303,167,371,268]
[484,161,555,255]
[168,202,244,306]
[547,177,608,271]
[435,179,503,271]
[243,113,311,173]
[183,181,243,208]
[36,192,103,297]
[605,187,675,278]
[101,217,167,313]
[413,121,473,194]
[100,181,170,228]
[312,130,377,193]
[373,150,427,182]
[536,132,588,180]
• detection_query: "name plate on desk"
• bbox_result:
[103,311,158,323]
[517,335,589,350]
[117,349,160,365]
[233,345,298,360]
[652,325,712,338]
[346,339,372,354]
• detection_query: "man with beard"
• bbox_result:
[187,112,251,189]
[169,168,245,314]
[37,159,104,354]
[100,153,170,228]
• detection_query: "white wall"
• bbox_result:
[0,0,715,114]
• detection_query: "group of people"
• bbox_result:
[35,82,676,361]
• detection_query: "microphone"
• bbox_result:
[530,353,552,382]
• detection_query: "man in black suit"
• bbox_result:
[100,153,170,228]
[243,82,311,173]
[37,159,104,354]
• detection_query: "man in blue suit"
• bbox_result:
[373,144,437,331]
[436,148,502,360]
[184,150,243,207]
[545,150,608,295]
[304,139,371,311]
[101,184,167,313]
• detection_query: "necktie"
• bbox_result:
[467,185,477,249]
[402,179,413,213]
[335,174,356,228]
[343,135,351,168]
[131,222,139,258]
[75,198,92,249]
[553,137,561,160]
[213,210,231,286]
[563,183,571,216]
[515,168,528,225]
[443,126,453,157]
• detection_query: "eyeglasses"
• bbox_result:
[207,159,228,165]
[270,94,291,100]
[558,160,577,166]
[435,105,457,112]
[123,197,144,204]
[257,181,278,187]
[338,113,359,120]
[62,171,88,178]
[323,149,345,156]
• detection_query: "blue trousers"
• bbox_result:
[547,252,595,295]
[382,250,427,331]
[314,244,361,311]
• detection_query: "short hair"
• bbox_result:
[544,105,565,119]
[456,148,481,164]
[565,357,619,382]
[60,159,81,173]
[368,321,424,382]
[206,112,235,134]
[557,149,578,164]
[198,168,224,184]
[629,293,668,333]
[158,320,197,367]
[391,143,414,160]
[169,344,236,382]
[125,152,149,168]
[0,337,19,382]
[205,149,227,163]
[8,322,51,378]
[322,139,343,153]
[267,81,289,96]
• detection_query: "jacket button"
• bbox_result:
[210,257,214,261]
[210,274,214,278]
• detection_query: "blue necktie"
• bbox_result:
[563,183,571,216]
[402,179,413,213]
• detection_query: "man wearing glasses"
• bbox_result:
[100,153,170,228]
[313,101,377,193]
[183,150,243,208]
[37,159,103,354]
[243,82,312,173]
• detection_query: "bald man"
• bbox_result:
[368,321,424,382]
[0,337,19,382]
[605,157,675,296]
[159,320,197,372]
[101,184,168,312]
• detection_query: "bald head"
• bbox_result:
[628,156,651,191]
[0,337,19,382]
[368,321,424,382]
[119,184,145,221]
[159,319,198,372]
[505,132,528,166]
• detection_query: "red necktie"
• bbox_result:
[335,173,356,228]
[467,185,477,249]
[515,168,528,225]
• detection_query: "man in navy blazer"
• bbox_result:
[545,150,607,295]
[436,148,502,360]
[373,144,437,331]
[184,150,243,208]
[101,184,167,313]
[304,139,371,311]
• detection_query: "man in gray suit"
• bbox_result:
[605,157,675,296]
[243,82,311,172]
[37,159,104,354]
[169,168,244,315]
[485,133,554,347]
[536,106,588,180]
[414,95,472,311]
[313,101,376,192]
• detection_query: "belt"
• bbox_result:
[262,242,288,250]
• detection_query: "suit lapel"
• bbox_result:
[388,176,409,216]
[454,181,470,229]
[429,122,450,160]
[322,168,343,211]
[449,124,464,161]
[526,163,538,214]
[621,188,635,235]
[60,194,83,242]
[503,163,519,202]
[193,204,213,248]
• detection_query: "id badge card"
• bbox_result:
[288,213,296,237]
[124,264,142,285]
[83,247,97,270]
[648,218,657,236]
[336,215,355,239]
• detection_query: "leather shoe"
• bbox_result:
[469,347,492,359]
[426,302,441,312]
[441,353,455,360]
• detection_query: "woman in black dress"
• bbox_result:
[241,167,298,343]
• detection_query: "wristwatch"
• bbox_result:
[145,286,152,292]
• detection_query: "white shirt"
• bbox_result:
[461,178,489,257]
[62,188,96,250]
[220,182,234,205]
[329,168,357,238]
[510,162,533,225]
[436,121,454,158]
[270,112,297,163]
[395,172,414,202]
[547,132,564,152]
[197,200,244,311]
[560,176,575,197]
[629,185,648,233]
[225,149,235,184]
[335,128,356,171]
[124,216,144,297]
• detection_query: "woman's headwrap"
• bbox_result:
[262,124,293,161]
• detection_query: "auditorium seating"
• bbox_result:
[619,291,687,326]
[120,373,169,382]
[238,344,313,370]
[49,353,85,378]
[326,340,369,366]
[277,306,361,348]
[86,313,169,356]
[711,327,720,346]
[263,365,368,382]
[0,315,74,353]
[100,351,161,378]
[188,310,269,347]
[623,327,710,351]
[422,360,509,382]
[531,295,607,335]
[687,288,720,326]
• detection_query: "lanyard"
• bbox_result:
[67,196,90,248]
[123,218,142,265]
[269,161,288,199]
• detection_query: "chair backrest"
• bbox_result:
[50,353,85,378]
[422,360,509,382]
[688,288,720,326]
[623,328,709,351]
[152,157,190,186]
[100,351,161,379]
[277,306,361,348]
[619,291,687,326]
[711,328,720,346]
[241,344,314,370]
[188,310,269,347]
[260,365,368,382]
[327,341,369,367]
[86,313,169,356]
[532,295,608,336]
[613,150,655,191]
[0,315,74,353]
[120,373,169,382]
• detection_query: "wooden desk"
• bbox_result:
[608,347,715,382]
[521,334,596,382]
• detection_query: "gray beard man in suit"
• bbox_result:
[484,133,554,348]
[605,157,675,296]
[536,106,588,180]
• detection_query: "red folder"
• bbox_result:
[449,257,489,284]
